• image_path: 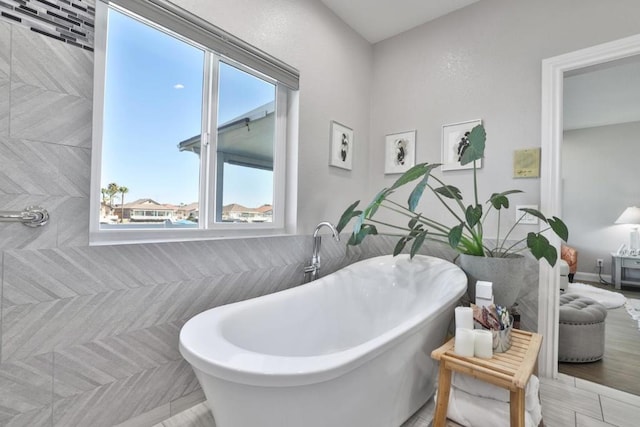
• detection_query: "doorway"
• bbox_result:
[538,33,640,386]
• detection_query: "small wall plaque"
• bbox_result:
[513,148,540,178]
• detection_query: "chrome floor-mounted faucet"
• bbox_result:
[304,221,340,282]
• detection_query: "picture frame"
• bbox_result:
[329,121,353,170]
[441,119,483,171]
[513,148,541,178]
[384,130,416,174]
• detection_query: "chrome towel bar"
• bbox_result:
[0,206,49,227]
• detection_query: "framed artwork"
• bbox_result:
[513,148,541,178]
[441,119,483,171]
[329,121,353,170]
[384,130,416,174]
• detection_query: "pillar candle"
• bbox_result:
[455,307,474,330]
[454,328,475,357]
[474,330,493,359]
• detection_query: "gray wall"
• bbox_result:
[562,121,640,279]
[368,0,640,242]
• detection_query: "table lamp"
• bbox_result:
[615,206,640,251]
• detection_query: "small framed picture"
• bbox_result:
[513,148,541,178]
[441,119,483,171]
[384,130,416,174]
[329,121,353,170]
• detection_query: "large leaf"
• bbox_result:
[459,124,486,166]
[408,213,422,230]
[465,204,483,228]
[518,207,547,224]
[548,216,569,242]
[409,224,424,237]
[336,200,361,232]
[448,224,464,249]
[545,245,558,267]
[407,163,441,211]
[367,188,390,216]
[353,211,365,235]
[527,232,558,266]
[348,224,378,246]
[393,236,411,256]
[434,185,462,200]
[410,231,427,258]
[359,188,389,230]
[488,190,523,210]
[389,163,437,192]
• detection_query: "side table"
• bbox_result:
[611,252,640,289]
[430,329,543,427]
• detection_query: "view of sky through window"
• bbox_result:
[102,8,203,207]
[101,8,277,215]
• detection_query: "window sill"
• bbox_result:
[89,226,292,246]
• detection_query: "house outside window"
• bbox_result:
[90,1,298,244]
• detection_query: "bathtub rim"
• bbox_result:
[179,254,466,387]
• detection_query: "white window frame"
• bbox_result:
[89,1,297,245]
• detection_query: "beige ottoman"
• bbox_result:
[558,294,607,363]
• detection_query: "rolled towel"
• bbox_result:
[445,386,541,427]
[452,373,541,409]
[435,376,542,427]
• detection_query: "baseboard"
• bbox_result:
[113,404,170,427]
[574,271,612,284]
[113,390,205,427]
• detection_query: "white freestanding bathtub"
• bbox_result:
[179,254,466,427]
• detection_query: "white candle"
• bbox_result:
[474,330,493,359]
[454,328,475,357]
[455,307,474,330]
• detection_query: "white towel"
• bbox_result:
[435,375,542,427]
[452,373,541,409]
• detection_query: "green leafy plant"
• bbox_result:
[336,124,568,266]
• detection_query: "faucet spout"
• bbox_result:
[312,221,340,242]
[305,221,341,282]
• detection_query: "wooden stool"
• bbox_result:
[430,329,542,427]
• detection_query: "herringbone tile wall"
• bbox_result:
[0,11,541,427]
[0,24,406,422]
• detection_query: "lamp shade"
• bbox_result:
[615,206,640,225]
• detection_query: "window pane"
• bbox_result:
[100,8,204,229]
[221,163,273,223]
[215,62,275,223]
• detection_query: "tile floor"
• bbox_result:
[152,373,640,427]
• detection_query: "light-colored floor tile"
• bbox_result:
[600,395,640,427]
[557,373,577,386]
[114,403,170,427]
[401,398,434,427]
[540,377,603,420]
[153,403,215,427]
[156,375,640,427]
[575,377,640,409]
[170,389,206,416]
[576,413,617,427]
[157,397,466,427]
[541,402,576,427]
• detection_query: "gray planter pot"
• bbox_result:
[458,253,525,308]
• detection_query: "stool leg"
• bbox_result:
[510,388,525,427]
[433,362,452,427]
